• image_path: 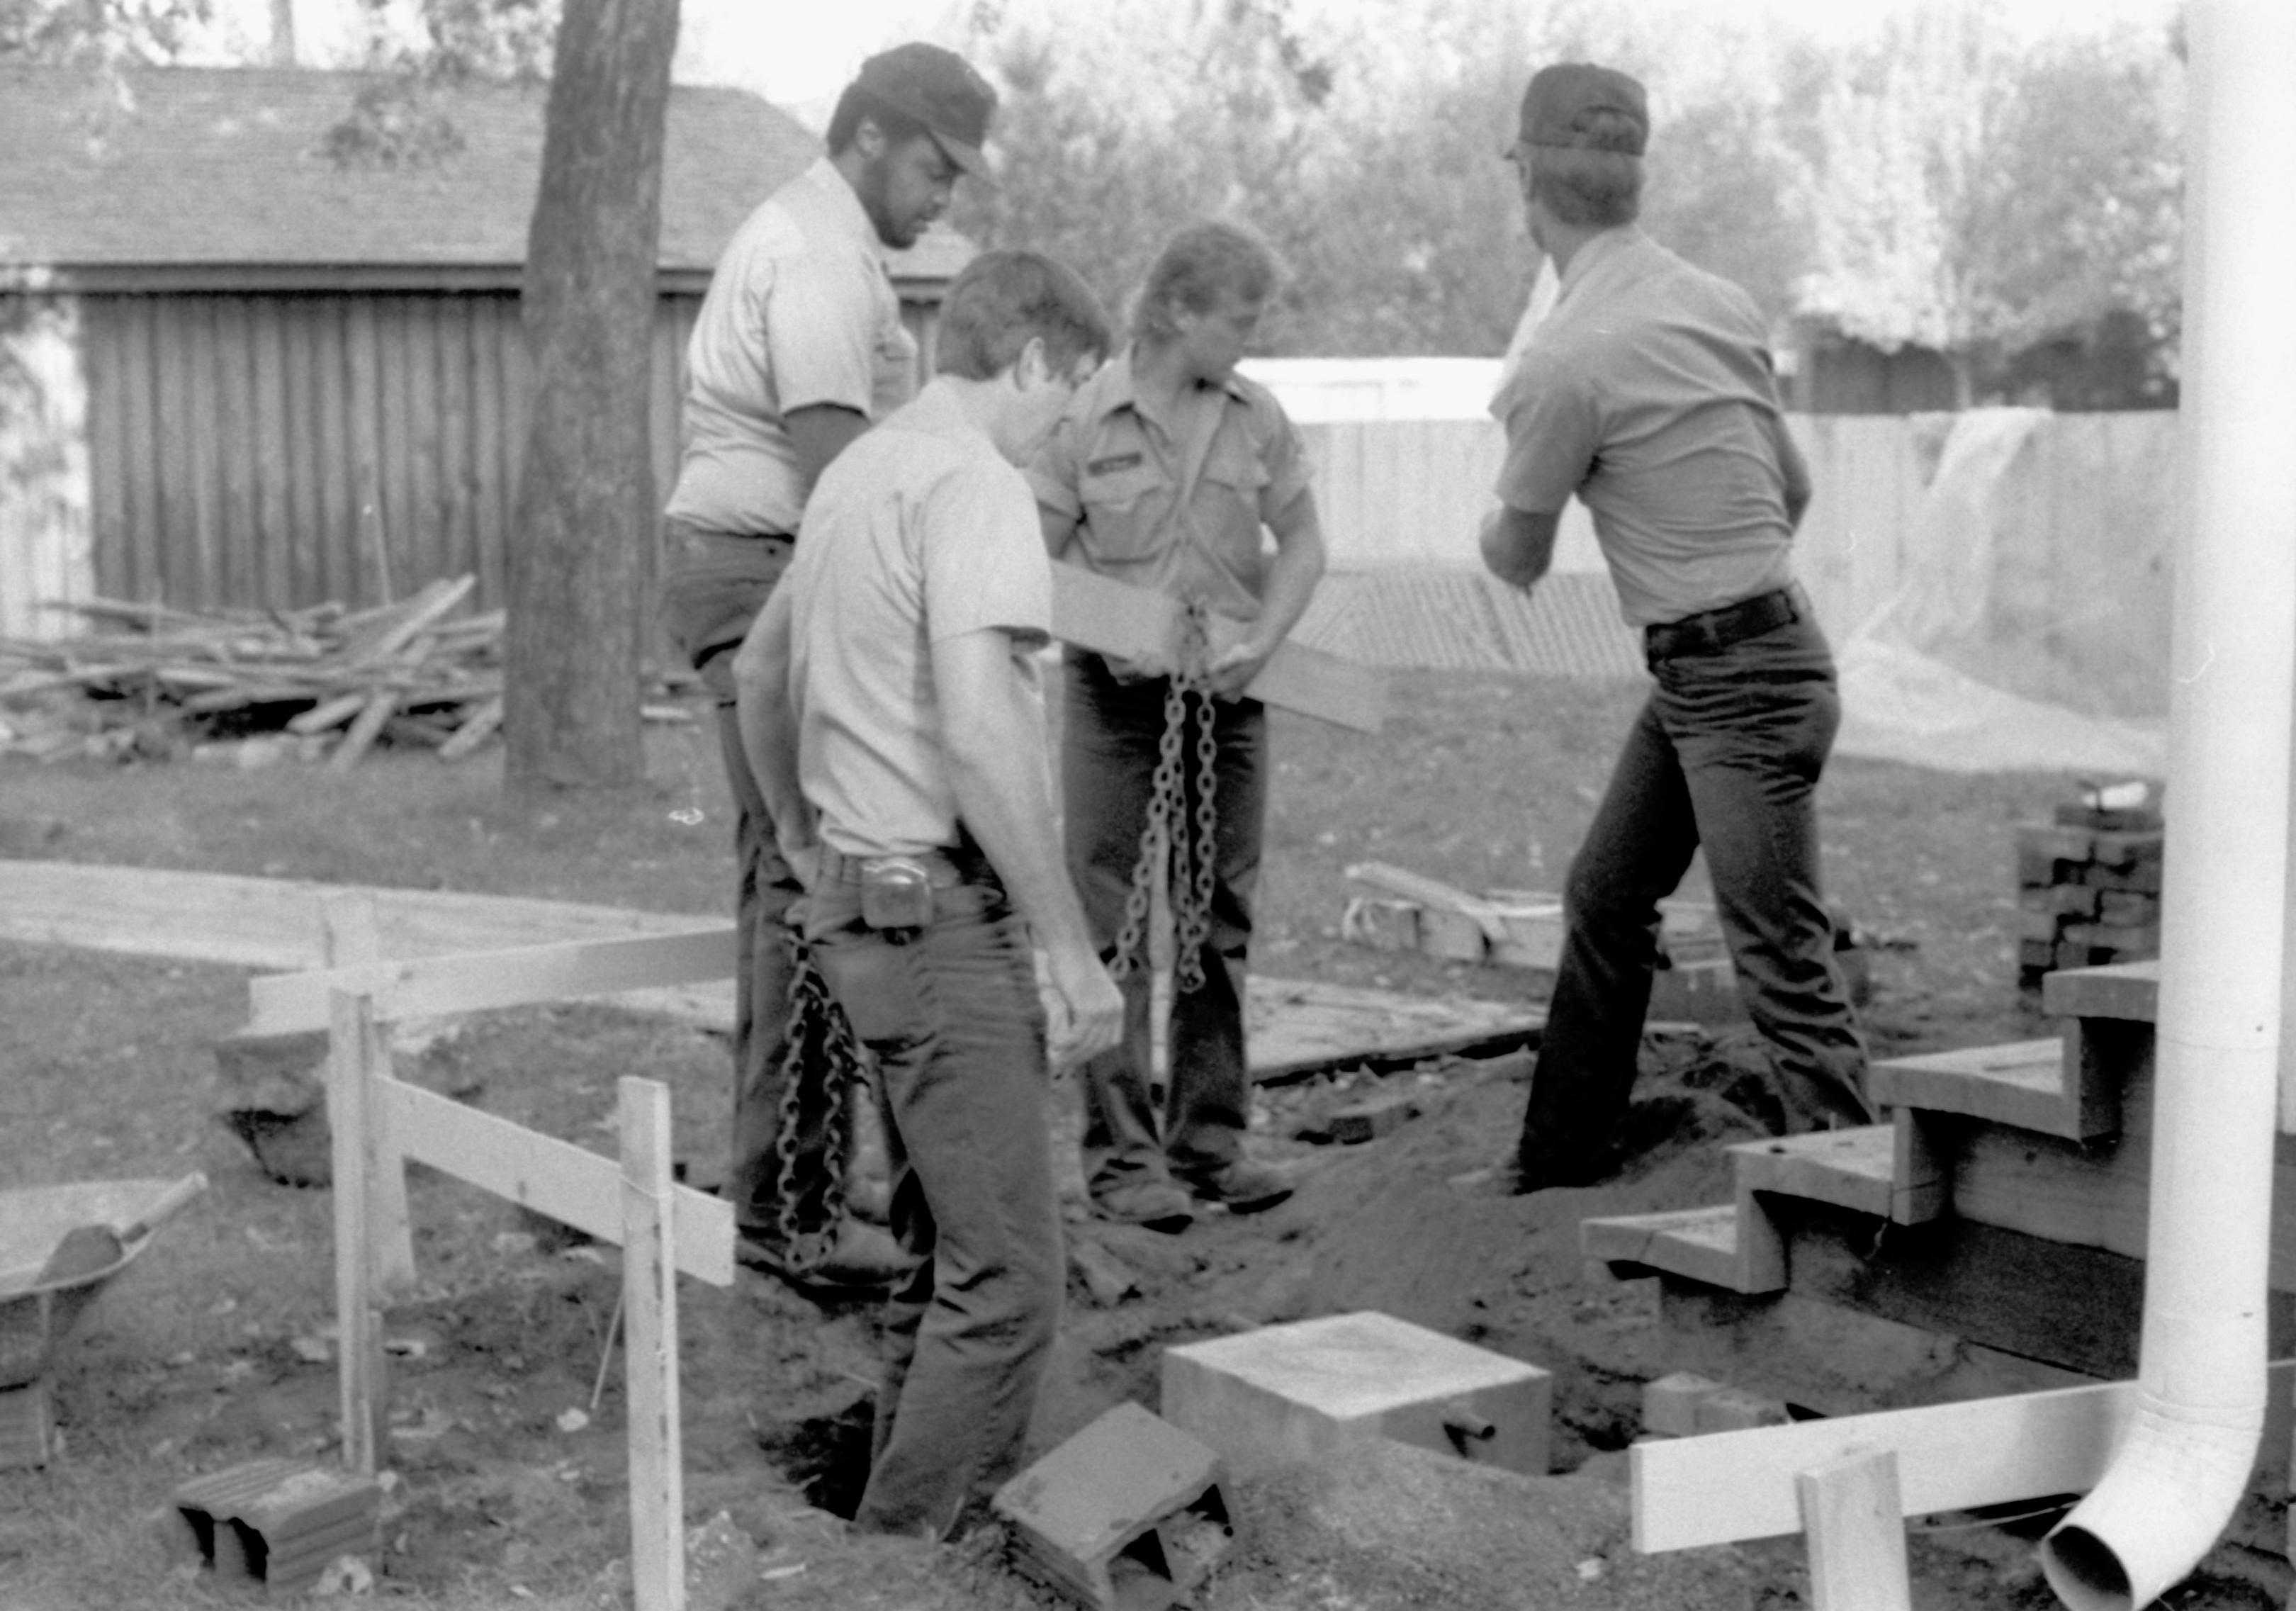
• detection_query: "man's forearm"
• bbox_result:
[935,635,1101,961]
[1242,497,1327,656]
[731,588,809,841]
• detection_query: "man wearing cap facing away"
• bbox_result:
[1478,64,1874,1194]
[656,43,997,1297]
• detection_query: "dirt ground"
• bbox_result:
[1,672,2269,1610]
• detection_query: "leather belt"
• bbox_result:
[1644,583,1806,663]
[812,846,974,888]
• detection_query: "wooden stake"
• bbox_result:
[327,987,389,1476]
[322,892,414,1294]
[1797,1449,1912,1611]
[620,1077,685,1611]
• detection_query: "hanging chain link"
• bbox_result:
[770,927,862,1274]
[1106,600,1222,994]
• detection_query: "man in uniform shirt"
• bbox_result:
[1479,64,1874,1192]
[657,42,998,1293]
[732,249,1123,1540]
[1031,221,1327,1232]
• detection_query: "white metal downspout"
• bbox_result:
[2037,4,2296,1608]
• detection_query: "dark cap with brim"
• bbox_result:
[1519,62,1648,156]
[852,41,998,181]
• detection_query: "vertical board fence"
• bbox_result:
[79,289,700,621]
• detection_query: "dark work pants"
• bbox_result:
[660,525,834,1247]
[1062,652,1267,1191]
[1514,613,1874,1188]
[803,876,1063,1539]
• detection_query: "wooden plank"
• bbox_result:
[327,989,388,1478]
[1048,562,1385,732]
[1889,1110,1949,1225]
[249,301,295,608]
[1633,1359,2296,1554]
[1655,1282,2100,1422]
[248,926,739,1035]
[1799,1449,1912,1611]
[1344,861,1509,943]
[381,1075,733,1285]
[81,300,130,628]
[620,1077,685,1611]
[1633,1379,2127,1551]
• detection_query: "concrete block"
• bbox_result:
[0,1381,52,1469]
[1641,1371,1723,1437]
[1161,1310,1551,1481]
[993,1402,1234,1611]
[170,1457,383,1597]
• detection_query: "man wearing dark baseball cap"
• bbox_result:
[850,40,998,184]
[657,41,998,1302]
[1476,62,1874,1196]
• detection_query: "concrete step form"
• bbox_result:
[1580,1204,1784,1295]
[1869,1038,2122,1143]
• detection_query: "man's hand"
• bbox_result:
[1205,637,1275,700]
[777,831,821,892]
[1042,943,1124,1070]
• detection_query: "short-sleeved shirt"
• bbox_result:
[784,382,1051,859]
[1028,349,1312,622]
[664,157,919,537]
[1492,227,1798,628]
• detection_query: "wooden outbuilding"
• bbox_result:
[0,64,972,640]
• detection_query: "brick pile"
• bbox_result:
[2015,794,2164,990]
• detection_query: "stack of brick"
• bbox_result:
[2015,795,2165,989]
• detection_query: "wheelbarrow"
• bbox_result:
[0,1173,208,1467]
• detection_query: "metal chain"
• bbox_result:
[1106,601,1220,994]
[770,928,860,1275]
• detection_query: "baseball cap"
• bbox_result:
[1517,63,1648,157]
[852,42,998,181]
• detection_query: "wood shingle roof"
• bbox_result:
[0,63,971,291]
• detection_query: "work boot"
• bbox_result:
[1087,1175,1195,1234]
[1175,1157,1293,1214]
[736,1219,921,1303]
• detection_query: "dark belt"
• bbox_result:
[1644,583,1806,663]
[812,846,977,889]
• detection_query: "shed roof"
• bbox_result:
[0,63,971,291]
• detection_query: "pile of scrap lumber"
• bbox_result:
[0,576,695,770]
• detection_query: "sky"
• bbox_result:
[668,0,2185,116]
[212,0,2183,115]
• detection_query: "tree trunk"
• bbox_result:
[269,0,295,64]
[501,0,680,795]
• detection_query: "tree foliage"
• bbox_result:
[0,0,210,63]
[950,0,2185,401]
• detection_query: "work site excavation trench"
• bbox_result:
[35,979,2275,1611]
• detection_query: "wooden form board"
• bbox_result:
[1631,1359,2295,1554]
[249,927,738,1036]
[1049,561,1386,732]
[382,1074,732,1284]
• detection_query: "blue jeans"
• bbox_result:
[1514,612,1873,1186]
[801,874,1063,1539]
[1062,652,1266,1190]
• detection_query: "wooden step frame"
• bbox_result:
[264,895,739,1611]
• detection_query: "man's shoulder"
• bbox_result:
[716,164,867,274]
